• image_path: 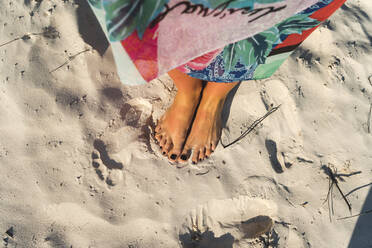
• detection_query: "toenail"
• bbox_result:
[160,146,163,149]
[180,154,187,161]
[162,151,166,155]
[170,154,177,160]
[192,161,196,165]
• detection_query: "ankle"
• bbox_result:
[177,85,202,99]
[169,69,203,94]
[199,94,226,112]
[203,81,238,99]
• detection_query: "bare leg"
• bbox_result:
[179,81,238,164]
[155,68,203,161]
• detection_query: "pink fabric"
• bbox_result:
[156,0,318,76]
[121,24,159,82]
[178,48,223,73]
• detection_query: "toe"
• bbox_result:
[155,133,162,143]
[155,117,164,132]
[155,125,161,133]
[178,150,190,163]
[198,147,206,161]
[178,144,191,163]
[169,144,182,162]
[163,138,173,155]
[178,153,189,162]
[205,146,212,158]
[192,149,200,164]
[211,141,218,151]
[168,153,178,162]
[159,136,167,149]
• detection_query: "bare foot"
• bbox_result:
[178,94,224,164]
[178,81,238,164]
[155,74,202,162]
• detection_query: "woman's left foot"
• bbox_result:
[154,89,201,161]
[155,69,203,162]
[178,94,225,164]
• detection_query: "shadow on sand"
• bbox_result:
[348,187,372,248]
[179,230,234,248]
[74,0,109,56]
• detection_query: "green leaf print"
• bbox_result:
[251,29,279,64]
[277,14,320,35]
[103,0,168,41]
[223,43,239,71]
[222,13,320,70]
[223,27,279,70]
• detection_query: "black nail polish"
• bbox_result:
[180,154,187,161]
[192,161,196,165]
[170,154,177,160]
[160,146,163,149]
[162,151,166,155]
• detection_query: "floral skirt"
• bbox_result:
[88,0,346,85]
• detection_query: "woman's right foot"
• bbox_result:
[155,70,202,162]
[178,93,224,164]
[178,81,238,164]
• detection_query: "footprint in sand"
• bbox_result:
[179,196,277,248]
[260,80,313,173]
[120,97,156,153]
[89,97,154,184]
[269,221,311,248]
[91,139,124,186]
[120,97,153,128]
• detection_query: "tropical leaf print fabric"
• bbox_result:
[88,0,346,85]
[102,0,168,41]
[183,10,322,81]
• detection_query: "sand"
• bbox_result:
[0,0,372,247]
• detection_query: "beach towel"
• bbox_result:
[88,0,346,85]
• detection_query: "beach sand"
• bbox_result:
[0,0,371,247]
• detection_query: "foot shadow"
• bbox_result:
[265,139,284,174]
[221,82,241,128]
[179,230,234,248]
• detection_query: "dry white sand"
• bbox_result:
[1,0,372,247]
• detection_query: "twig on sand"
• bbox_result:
[322,165,352,222]
[0,34,32,48]
[195,169,210,176]
[329,166,352,212]
[345,182,372,197]
[221,105,281,148]
[324,176,335,222]
[0,26,60,48]
[336,171,362,179]
[337,209,372,220]
[368,75,372,87]
[49,49,90,73]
